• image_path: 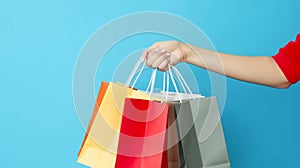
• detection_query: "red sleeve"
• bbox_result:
[272,34,300,84]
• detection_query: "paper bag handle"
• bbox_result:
[126,57,145,87]
[171,66,196,99]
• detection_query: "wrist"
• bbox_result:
[181,43,194,63]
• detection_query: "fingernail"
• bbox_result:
[160,48,166,53]
[154,48,160,52]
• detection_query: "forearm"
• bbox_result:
[183,44,291,88]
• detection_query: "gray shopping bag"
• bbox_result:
[174,97,230,168]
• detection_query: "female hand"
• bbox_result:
[142,41,189,71]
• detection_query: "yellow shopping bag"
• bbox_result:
[77,82,155,168]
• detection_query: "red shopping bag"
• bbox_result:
[115,98,169,168]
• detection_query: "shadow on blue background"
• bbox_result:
[1,0,299,167]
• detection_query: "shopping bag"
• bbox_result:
[77,82,136,167]
[174,97,230,168]
[115,98,169,168]
[77,82,159,168]
[112,61,183,167]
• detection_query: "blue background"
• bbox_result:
[1,0,299,167]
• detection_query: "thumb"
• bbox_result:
[169,49,182,65]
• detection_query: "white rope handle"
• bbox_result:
[130,61,146,89]
[161,72,166,102]
[171,66,194,96]
[160,71,172,103]
[145,68,157,93]
[126,57,144,86]
[149,68,157,96]
[168,64,182,103]
[166,71,169,101]
[144,68,158,100]
[145,68,154,93]
[171,67,188,95]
